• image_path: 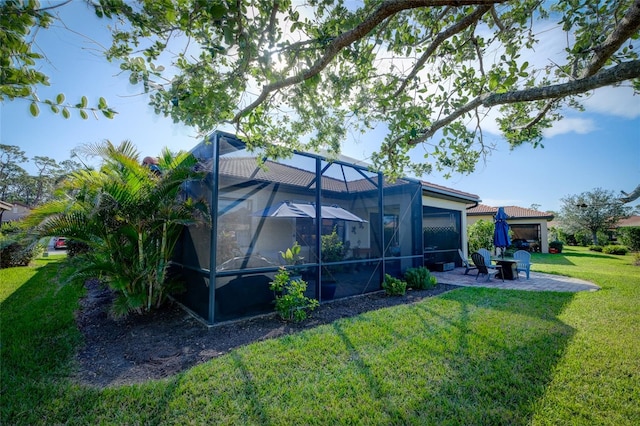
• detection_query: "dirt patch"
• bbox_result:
[74,279,459,388]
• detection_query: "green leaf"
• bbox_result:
[62,108,70,119]
[98,97,107,108]
[30,102,40,117]
[81,96,88,108]
[56,93,65,104]
[80,110,88,120]
[209,4,226,19]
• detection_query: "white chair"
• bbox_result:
[478,248,498,271]
[458,249,477,275]
[513,250,532,279]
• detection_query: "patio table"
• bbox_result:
[491,257,519,280]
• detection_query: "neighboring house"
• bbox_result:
[172,131,481,325]
[0,200,12,223]
[467,204,554,253]
[612,215,640,242]
[0,201,31,224]
[616,215,640,228]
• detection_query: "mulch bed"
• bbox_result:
[73,279,459,388]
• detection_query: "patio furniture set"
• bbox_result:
[459,248,531,282]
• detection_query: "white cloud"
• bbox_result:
[582,86,640,119]
[543,117,597,138]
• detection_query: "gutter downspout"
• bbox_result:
[466,200,479,210]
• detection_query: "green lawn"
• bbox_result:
[2,247,639,425]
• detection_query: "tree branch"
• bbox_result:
[232,0,506,123]
[510,99,557,131]
[581,0,640,78]
[392,4,491,98]
[413,59,640,144]
[489,5,505,32]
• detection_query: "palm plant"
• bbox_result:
[26,140,208,317]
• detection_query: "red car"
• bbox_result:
[54,237,68,250]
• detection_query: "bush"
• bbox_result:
[0,224,44,269]
[382,273,407,296]
[549,240,564,253]
[589,245,603,252]
[269,269,319,322]
[602,245,628,255]
[467,220,494,254]
[617,227,640,251]
[404,267,437,290]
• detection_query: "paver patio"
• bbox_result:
[430,267,600,292]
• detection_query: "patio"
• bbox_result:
[429,267,600,292]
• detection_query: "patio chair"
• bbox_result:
[513,250,532,279]
[471,252,504,282]
[458,249,478,275]
[478,248,498,271]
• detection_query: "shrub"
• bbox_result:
[589,245,603,252]
[404,267,437,290]
[617,227,640,251]
[467,220,494,254]
[549,240,564,253]
[382,273,407,296]
[602,245,628,255]
[269,269,319,322]
[0,224,44,269]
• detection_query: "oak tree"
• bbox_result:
[559,188,630,245]
[96,0,640,177]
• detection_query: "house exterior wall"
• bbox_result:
[0,203,31,223]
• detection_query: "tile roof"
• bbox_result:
[467,204,554,220]
[210,157,476,203]
[617,216,640,227]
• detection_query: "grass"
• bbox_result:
[1,247,639,425]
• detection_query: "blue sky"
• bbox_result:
[1,1,639,213]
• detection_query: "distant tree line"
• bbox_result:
[0,144,83,212]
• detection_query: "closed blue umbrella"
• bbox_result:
[493,207,511,258]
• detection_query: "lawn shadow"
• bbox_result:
[405,288,576,423]
[1,260,85,423]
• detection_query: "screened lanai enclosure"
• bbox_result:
[172,131,431,324]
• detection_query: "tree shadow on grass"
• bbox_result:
[0,260,85,424]
[406,288,577,424]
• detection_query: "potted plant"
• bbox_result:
[320,227,345,300]
[549,240,563,254]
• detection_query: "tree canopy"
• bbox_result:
[4,0,640,178]
[559,188,630,245]
[0,144,82,209]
